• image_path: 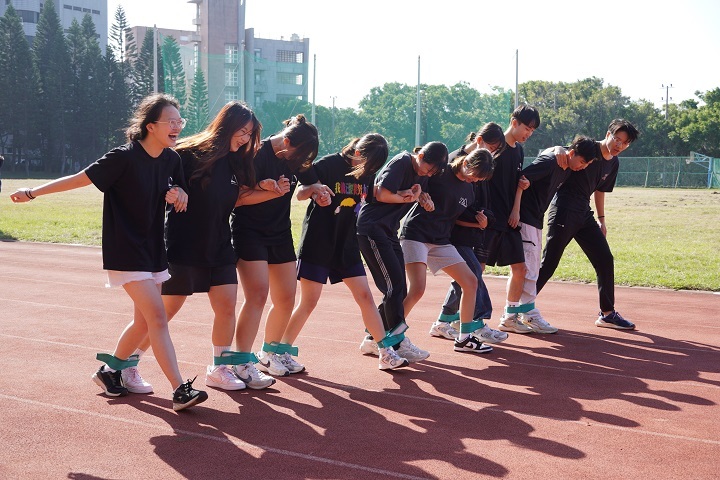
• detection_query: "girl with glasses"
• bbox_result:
[10,94,207,411]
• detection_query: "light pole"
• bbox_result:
[662,83,673,119]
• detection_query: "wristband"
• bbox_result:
[598,216,605,219]
[25,188,35,200]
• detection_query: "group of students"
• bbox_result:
[9,94,639,412]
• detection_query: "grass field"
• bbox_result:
[1,179,718,291]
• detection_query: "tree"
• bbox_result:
[133,28,165,102]
[33,0,72,173]
[358,82,418,153]
[185,67,209,135]
[161,35,187,108]
[0,4,38,171]
[670,88,720,157]
[109,5,135,66]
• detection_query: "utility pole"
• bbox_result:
[662,83,673,119]
[514,49,519,109]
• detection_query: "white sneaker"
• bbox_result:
[121,366,153,394]
[396,337,430,362]
[378,348,409,370]
[233,362,276,390]
[522,310,558,334]
[359,334,379,356]
[429,321,458,340]
[475,324,509,344]
[279,352,305,374]
[454,334,493,353]
[498,313,533,334]
[205,364,246,391]
[256,350,290,377]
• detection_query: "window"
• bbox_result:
[277,72,302,85]
[82,7,90,12]
[255,95,262,106]
[17,10,40,23]
[92,9,99,14]
[225,44,238,64]
[276,50,303,63]
[225,89,238,102]
[254,48,262,58]
[64,4,72,9]
[73,6,81,11]
[225,68,238,87]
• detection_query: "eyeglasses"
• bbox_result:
[610,134,631,148]
[155,118,187,129]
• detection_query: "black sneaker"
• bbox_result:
[454,335,493,353]
[92,366,129,397]
[172,377,209,411]
[595,311,636,330]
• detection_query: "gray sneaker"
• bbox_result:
[379,348,409,370]
[498,313,533,334]
[359,334,379,356]
[396,337,430,362]
[233,362,276,390]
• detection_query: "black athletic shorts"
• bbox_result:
[162,263,238,295]
[296,259,366,285]
[485,228,525,267]
[235,240,297,264]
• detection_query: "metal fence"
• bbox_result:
[524,153,719,188]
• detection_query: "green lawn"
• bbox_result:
[2,179,718,291]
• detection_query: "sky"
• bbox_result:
[107,0,720,111]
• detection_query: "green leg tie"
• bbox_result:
[506,303,535,314]
[274,343,299,356]
[438,312,460,323]
[459,320,484,334]
[96,353,139,371]
[214,351,258,365]
[262,341,280,353]
[472,318,487,328]
[382,331,405,348]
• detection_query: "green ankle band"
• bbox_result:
[506,303,534,314]
[438,312,460,323]
[460,320,484,334]
[382,332,405,348]
[274,343,299,356]
[96,353,139,370]
[472,318,487,328]
[214,351,258,365]
[262,341,280,353]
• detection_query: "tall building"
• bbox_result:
[188,0,310,115]
[0,0,108,53]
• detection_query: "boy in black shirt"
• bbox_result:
[517,135,600,333]
[483,104,540,334]
[537,119,640,329]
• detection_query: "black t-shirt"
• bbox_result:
[231,137,314,245]
[297,153,370,269]
[446,146,493,247]
[552,155,619,212]
[165,149,240,267]
[519,148,571,229]
[84,141,185,272]
[356,152,428,237]
[401,166,473,245]
[488,141,524,232]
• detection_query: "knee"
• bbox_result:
[512,263,527,278]
[458,274,477,292]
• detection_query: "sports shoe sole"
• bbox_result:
[595,319,635,330]
[92,372,128,397]
[236,375,276,390]
[453,343,493,353]
[173,391,209,411]
[379,359,409,370]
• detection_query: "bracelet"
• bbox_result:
[25,188,35,200]
[598,215,605,219]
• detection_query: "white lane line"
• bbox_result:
[0,393,430,480]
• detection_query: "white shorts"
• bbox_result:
[105,269,171,288]
[401,239,464,275]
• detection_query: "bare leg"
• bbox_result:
[136,295,187,353]
[282,278,323,345]
[235,259,269,352]
[263,261,298,344]
[118,280,183,389]
[506,262,527,303]
[403,262,428,317]
[441,262,478,326]
[343,276,387,342]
